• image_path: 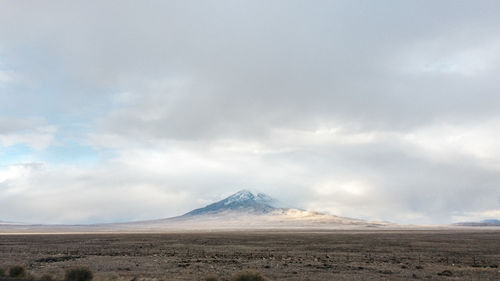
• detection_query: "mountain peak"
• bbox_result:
[227,189,255,201]
[184,190,278,216]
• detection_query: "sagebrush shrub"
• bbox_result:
[9,265,26,278]
[65,267,93,281]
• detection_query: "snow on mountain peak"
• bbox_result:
[184,190,279,216]
[225,190,255,205]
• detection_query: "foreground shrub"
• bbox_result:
[0,268,5,277]
[9,266,26,278]
[204,276,218,281]
[65,268,93,281]
[231,271,269,281]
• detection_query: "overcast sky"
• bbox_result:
[1,0,500,224]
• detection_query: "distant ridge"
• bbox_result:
[455,219,500,227]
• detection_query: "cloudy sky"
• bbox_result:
[1,0,500,225]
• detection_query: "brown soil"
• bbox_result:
[0,230,499,280]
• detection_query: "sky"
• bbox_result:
[1,0,500,225]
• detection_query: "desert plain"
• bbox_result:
[1,229,499,281]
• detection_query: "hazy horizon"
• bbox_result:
[1,0,500,225]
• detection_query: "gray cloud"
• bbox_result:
[2,1,500,131]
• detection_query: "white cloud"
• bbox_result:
[452,210,500,223]
[0,125,57,150]
[0,162,192,224]
[403,118,500,169]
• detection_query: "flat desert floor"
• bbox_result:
[1,230,499,280]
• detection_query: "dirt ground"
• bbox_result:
[0,230,499,280]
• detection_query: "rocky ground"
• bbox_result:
[0,230,499,280]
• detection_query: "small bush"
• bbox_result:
[65,268,93,281]
[39,274,55,281]
[437,270,453,277]
[204,275,218,281]
[231,271,269,281]
[0,268,5,277]
[9,265,26,278]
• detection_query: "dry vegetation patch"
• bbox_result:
[9,266,26,278]
[64,268,93,281]
[231,271,270,281]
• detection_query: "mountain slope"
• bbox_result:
[184,190,278,216]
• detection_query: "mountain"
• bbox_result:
[116,190,391,230]
[184,190,279,216]
[0,190,392,233]
[0,220,18,224]
[481,219,500,224]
